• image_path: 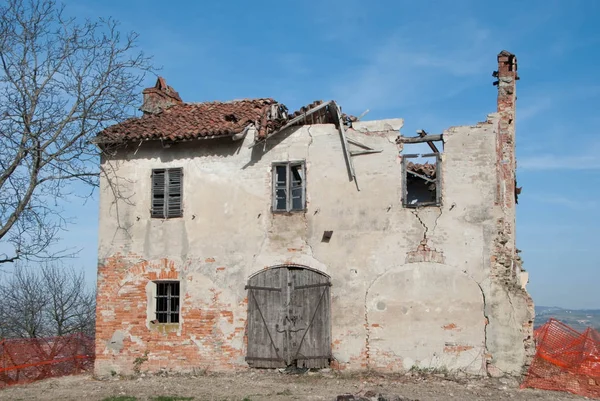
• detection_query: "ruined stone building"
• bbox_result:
[94,51,533,376]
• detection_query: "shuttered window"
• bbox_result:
[272,161,306,212]
[151,168,183,218]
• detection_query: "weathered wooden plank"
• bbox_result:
[248,101,334,148]
[246,266,331,369]
[398,134,443,143]
[246,268,285,368]
[289,268,331,368]
[350,149,383,156]
[245,285,282,292]
[332,103,358,190]
[346,137,374,150]
[295,282,332,290]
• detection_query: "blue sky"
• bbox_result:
[55,0,600,309]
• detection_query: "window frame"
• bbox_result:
[154,281,180,324]
[272,161,306,213]
[402,153,442,208]
[151,167,183,219]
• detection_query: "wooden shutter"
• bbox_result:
[246,268,286,368]
[167,168,183,218]
[151,168,182,218]
[151,169,166,218]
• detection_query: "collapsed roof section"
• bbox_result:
[94,77,357,145]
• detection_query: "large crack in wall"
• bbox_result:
[406,207,445,264]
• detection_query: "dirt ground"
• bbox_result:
[0,370,588,401]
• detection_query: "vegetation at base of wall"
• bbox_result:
[132,351,149,374]
[408,365,450,376]
[102,396,196,401]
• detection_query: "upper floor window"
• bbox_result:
[402,153,441,208]
[272,161,306,212]
[151,168,183,218]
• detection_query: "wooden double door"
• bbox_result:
[245,265,331,368]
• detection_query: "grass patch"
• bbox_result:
[101,397,137,401]
[151,397,194,401]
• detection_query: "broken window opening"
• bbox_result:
[402,151,442,208]
[151,167,183,218]
[155,281,180,324]
[272,161,306,212]
[224,113,239,123]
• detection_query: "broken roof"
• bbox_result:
[406,162,437,178]
[98,98,279,143]
[95,78,350,145]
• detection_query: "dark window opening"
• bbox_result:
[273,161,306,212]
[155,281,180,324]
[224,113,238,123]
[402,153,442,208]
[152,168,183,218]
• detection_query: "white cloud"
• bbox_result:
[523,194,598,210]
[518,84,600,122]
[329,20,497,113]
[520,153,600,171]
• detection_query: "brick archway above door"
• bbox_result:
[245,265,331,368]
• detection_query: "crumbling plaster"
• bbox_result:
[96,115,531,376]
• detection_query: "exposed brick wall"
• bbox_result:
[493,50,521,283]
[488,51,535,374]
[140,77,182,114]
[495,50,518,211]
[95,254,247,375]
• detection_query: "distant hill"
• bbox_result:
[535,306,600,332]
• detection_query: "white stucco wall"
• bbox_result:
[95,118,531,376]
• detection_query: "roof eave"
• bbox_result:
[92,133,237,146]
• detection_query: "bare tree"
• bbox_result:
[0,0,153,264]
[41,264,96,336]
[0,263,95,338]
[0,266,47,337]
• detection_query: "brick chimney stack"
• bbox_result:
[493,50,518,209]
[140,77,182,114]
[495,50,518,117]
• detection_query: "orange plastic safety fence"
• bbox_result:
[0,333,94,388]
[522,318,600,399]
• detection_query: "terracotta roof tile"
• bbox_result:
[95,77,356,144]
[407,162,437,178]
[97,98,278,143]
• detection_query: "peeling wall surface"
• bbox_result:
[96,116,533,376]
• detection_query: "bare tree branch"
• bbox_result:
[0,0,154,264]
[0,263,95,338]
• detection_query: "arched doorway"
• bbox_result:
[245,265,331,368]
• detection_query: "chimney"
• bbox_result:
[140,77,182,114]
[495,50,518,116]
[493,50,518,208]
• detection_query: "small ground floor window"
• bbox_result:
[155,281,180,323]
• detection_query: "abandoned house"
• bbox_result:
[94,50,534,376]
